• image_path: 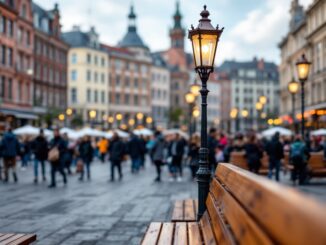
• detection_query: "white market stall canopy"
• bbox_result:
[261,127,293,137]
[133,128,153,136]
[59,127,79,140]
[13,125,53,137]
[311,128,326,136]
[76,127,106,138]
[163,129,189,140]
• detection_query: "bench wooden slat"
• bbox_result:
[173,222,187,245]
[157,223,174,245]
[188,222,202,245]
[206,194,235,245]
[211,179,273,245]
[142,222,162,245]
[171,200,184,221]
[216,163,326,245]
[0,234,15,242]
[1,234,26,244]
[8,234,37,245]
[184,199,196,221]
[199,212,216,245]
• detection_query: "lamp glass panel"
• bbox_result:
[191,34,217,67]
[296,63,310,80]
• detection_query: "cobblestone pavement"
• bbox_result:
[0,160,325,245]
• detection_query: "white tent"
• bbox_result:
[311,128,326,136]
[133,128,153,136]
[76,127,105,138]
[115,129,129,138]
[261,127,293,137]
[13,125,52,137]
[59,127,79,140]
[163,129,189,140]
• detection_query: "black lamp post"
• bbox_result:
[295,54,311,138]
[189,5,223,220]
[288,78,299,134]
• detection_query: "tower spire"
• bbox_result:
[170,1,185,50]
[128,3,136,32]
[173,1,182,29]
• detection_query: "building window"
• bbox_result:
[26,31,30,46]
[71,53,77,64]
[7,48,12,66]
[134,95,138,105]
[1,45,5,65]
[125,77,130,87]
[7,19,13,37]
[71,70,77,81]
[0,76,5,97]
[87,70,91,81]
[22,4,27,18]
[101,73,105,83]
[101,91,105,103]
[94,55,98,65]
[116,94,120,104]
[71,88,77,103]
[87,53,91,64]
[87,89,91,102]
[8,78,12,100]
[116,75,121,86]
[134,78,138,88]
[94,72,98,82]
[0,16,5,33]
[101,57,105,66]
[94,90,98,103]
[125,94,130,104]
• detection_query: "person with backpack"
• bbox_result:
[290,135,310,185]
[266,132,284,181]
[151,131,166,182]
[48,128,67,188]
[128,133,143,173]
[32,129,49,183]
[0,127,20,182]
[108,133,125,181]
[78,135,94,181]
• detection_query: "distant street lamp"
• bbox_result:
[108,116,114,129]
[192,106,200,133]
[128,118,135,127]
[190,80,201,97]
[189,5,223,220]
[116,113,123,127]
[185,91,196,136]
[89,110,97,127]
[259,95,267,105]
[288,78,299,134]
[136,112,144,125]
[58,113,65,122]
[146,116,153,125]
[241,109,249,131]
[66,108,73,116]
[296,54,311,138]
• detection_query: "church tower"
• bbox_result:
[169,1,185,50]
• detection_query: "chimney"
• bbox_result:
[258,58,265,70]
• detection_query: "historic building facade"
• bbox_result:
[219,58,279,133]
[279,0,326,129]
[32,3,68,120]
[63,26,109,125]
[0,0,35,129]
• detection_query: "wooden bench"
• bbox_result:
[308,152,326,177]
[171,199,197,222]
[0,233,36,245]
[142,163,326,245]
[230,151,269,175]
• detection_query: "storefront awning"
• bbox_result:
[0,109,39,120]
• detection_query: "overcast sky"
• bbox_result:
[34,0,313,65]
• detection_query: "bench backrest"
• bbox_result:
[230,152,269,170]
[204,163,326,245]
[308,152,325,169]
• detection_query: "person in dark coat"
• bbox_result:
[139,135,147,169]
[169,133,185,181]
[244,135,263,174]
[78,135,94,181]
[0,127,20,182]
[48,128,67,188]
[128,134,143,173]
[208,128,218,172]
[188,134,200,180]
[32,129,48,183]
[151,131,166,182]
[266,132,284,181]
[109,133,125,181]
[62,133,72,175]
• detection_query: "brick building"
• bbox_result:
[32,3,69,120]
[0,0,36,129]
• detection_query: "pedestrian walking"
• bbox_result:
[0,127,20,182]
[169,133,185,181]
[97,137,109,163]
[151,131,166,182]
[188,134,200,180]
[208,128,218,172]
[290,135,310,185]
[32,129,48,183]
[265,132,284,181]
[48,128,67,188]
[244,135,263,174]
[139,135,147,169]
[20,136,31,170]
[62,133,73,175]
[109,133,125,181]
[128,133,143,173]
[78,136,94,181]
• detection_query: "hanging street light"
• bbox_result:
[189,5,223,220]
[295,54,311,138]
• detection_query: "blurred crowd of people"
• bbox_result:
[0,126,325,187]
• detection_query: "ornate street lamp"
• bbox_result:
[288,78,299,134]
[296,54,311,138]
[189,5,223,220]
